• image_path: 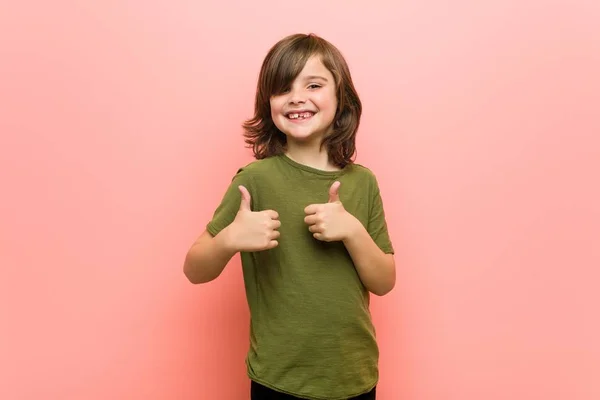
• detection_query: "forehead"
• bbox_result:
[294,56,334,81]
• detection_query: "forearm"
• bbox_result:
[343,219,396,296]
[183,227,238,284]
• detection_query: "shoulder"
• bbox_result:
[236,156,280,175]
[343,162,386,204]
[228,157,282,191]
[347,162,376,177]
[345,162,380,187]
[231,157,278,179]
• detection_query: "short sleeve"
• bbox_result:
[368,177,395,254]
[206,167,253,237]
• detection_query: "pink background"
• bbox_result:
[1,1,599,399]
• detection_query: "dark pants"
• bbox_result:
[251,381,376,400]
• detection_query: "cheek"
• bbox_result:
[269,100,276,115]
[269,100,286,130]
[317,93,338,119]
[270,99,284,117]
[318,89,337,109]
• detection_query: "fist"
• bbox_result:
[303,181,357,242]
[228,185,281,252]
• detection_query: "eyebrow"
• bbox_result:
[302,75,329,82]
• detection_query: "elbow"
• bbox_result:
[184,265,216,284]
[366,273,395,296]
[184,272,202,285]
[370,281,395,297]
[370,255,396,296]
[183,256,215,285]
[183,263,203,284]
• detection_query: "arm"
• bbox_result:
[303,180,395,296]
[343,219,396,296]
[184,185,280,284]
[183,228,238,284]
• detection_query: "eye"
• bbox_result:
[308,84,322,90]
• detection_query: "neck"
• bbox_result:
[285,141,340,171]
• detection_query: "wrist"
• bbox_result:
[343,214,364,243]
[217,224,240,255]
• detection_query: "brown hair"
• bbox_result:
[242,33,362,168]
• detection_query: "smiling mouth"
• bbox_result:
[286,111,315,120]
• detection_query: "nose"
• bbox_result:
[287,87,306,105]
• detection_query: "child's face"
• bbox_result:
[270,56,338,146]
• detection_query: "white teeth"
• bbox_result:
[288,112,314,119]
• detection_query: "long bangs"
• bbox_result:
[261,35,328,98]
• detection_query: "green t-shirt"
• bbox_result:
[206,154,394,400]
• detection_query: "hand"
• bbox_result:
[227,185,281,252]
[303,181,359,242]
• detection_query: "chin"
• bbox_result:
[282,129,321,142]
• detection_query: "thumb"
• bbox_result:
[238,185,251,211]
[328,181,341,203]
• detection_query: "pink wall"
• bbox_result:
[1,1,599,399]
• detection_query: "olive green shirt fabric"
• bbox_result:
[206,154,394,400]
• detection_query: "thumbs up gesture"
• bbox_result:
[303,181,358,242]
[228,185,281,252]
